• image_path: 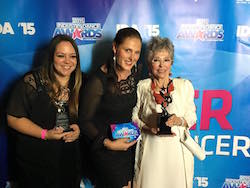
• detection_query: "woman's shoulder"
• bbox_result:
[84,68,105,89]
[173,77,194,91]
[173,77,192,84]
[9,71,39,100]
[92,65,107,79]
[23,69,46,91]
[23,71,36,89]
[137,78,152,89]
[12,71,38,92]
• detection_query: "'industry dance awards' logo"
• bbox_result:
[222,175,250,188]
[236,0,250,4]
[176,19,224,41]
[53,17,102,42]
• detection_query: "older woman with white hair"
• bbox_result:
[132,36,197,188]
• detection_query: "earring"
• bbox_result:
[113,56,116,67]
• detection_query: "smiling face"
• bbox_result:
[53,41,77,79]
[113,37,142,72]
[151,49,172,80]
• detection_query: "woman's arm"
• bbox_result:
[166,79,197,129]
[103,138,137,151]
[132,81,146,129]
[7,74,67,140]
[7,115,66,140]
[132,81,159,134]
[79,75,137,150]
[78,76,103,141]
[182,80,197,128]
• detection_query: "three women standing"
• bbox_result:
[7,30,196,188]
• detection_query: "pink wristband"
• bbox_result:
[41,129,48,140]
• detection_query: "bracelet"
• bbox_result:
[41,129,48,140]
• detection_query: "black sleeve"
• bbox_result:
[7,75,36,119]
[78,75,105,149]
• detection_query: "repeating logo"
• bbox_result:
[53,17,102,42]
[236,0,250,4]
[0,22,35,35]
[222,175,250,188]
[116,24,160,39]
[176,19,224,41]
[237,25,250,47]
[194,177,208,187]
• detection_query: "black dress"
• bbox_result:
[79,68,139,188]
[7,71,81,188]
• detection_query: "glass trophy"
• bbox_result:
[55,102,72,132]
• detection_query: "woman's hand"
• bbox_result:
[165,114,186,127]
[142,125,159,135]
[7,115,69,140]
[103,138,137,151]
[62,124,80,143]
[46,127,67,140]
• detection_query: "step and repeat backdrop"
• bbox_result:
[0,0,249,187]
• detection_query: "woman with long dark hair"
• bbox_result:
[79,27,142,188]
[7,34,82,188]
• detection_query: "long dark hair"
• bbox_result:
[107,27,142,93]
[40,34,82,118]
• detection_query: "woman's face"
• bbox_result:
[151,49,172,80]
[53,41,77,78]
[113,37,142,72]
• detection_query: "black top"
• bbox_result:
[79,68,139,188]
[7,71,81,188]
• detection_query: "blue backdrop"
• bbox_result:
[0,0,249,187]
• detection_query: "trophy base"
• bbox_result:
[157,114,173,135]
[157,125,172,135]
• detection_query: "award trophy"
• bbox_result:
[55,101,72,132]
[157,105,173,135]
[156,88,173,135]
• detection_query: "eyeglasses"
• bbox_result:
[152,58,172,65]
